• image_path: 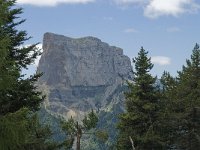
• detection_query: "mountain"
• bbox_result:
[37,32,133,149]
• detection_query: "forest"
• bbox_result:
[0,0,200,150]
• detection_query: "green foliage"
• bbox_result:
[61,110,100,149]
[0,0,44,116]
[61,116,76,149]
[117,44,200,150]
[0,108,29,150]
[117,47,163,150]
[95,130,109,143]
[23,113,58,150]
[159,44,200,149]
[83,109,98,130]
[159,71,178,148]
[62,116,77,136]
[174,43,200,149]
[0,109,57,150]
[117,45,200,149]
[0,1,55,149]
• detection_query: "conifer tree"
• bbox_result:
[0,1,55,149]
[160,44,200,149]
[117,47,163,149]
[0,0,44,116]
[160,71,179,149]
[174,43,200,149]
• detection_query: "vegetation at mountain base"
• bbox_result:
[61,110,108,150]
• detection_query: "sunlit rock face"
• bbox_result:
[37,32,133,120]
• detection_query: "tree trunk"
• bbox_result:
[76,122,82,150]
[129,136,135,150]
[77,134,81,150]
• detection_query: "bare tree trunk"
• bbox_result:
[77,134,81,150]
[76,122,82,150]
[129,136,135,150]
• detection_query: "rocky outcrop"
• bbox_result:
[37,32,133,120]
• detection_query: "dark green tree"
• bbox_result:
[174,43,200,149]
[0,108,29,150]
[160,71,179,149]
[117,47,163,150]
[159,44,200,149]
[0,1,55,149]
[0,0,44,116]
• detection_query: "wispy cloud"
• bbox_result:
[103,17,114,21]
[113,0,200,18]
[151,56,171,66]
[124,28,138,33]
[167,27,181,33]
[144,0,200,19]
[114,0,148,6]
[17,0,95,6]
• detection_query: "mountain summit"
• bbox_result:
[37,32,133,120]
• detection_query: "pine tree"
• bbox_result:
[0,1,54,149]
[160,71,179,149]
[0,0,44,116]
[160,44,200,149]
[117,47,163,150]
[174,43,200,149]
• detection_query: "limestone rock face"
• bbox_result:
[37,32,133,119]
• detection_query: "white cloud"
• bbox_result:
[124,28,138,33]
[114,0,148,5]
[114,0,200,18]
[103,17,114,21]
[144,0,200,18]
[167,27,181,32]
[17,0,95,6]
[151,56,171,66]
[34,44,43,67]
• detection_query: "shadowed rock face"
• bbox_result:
[37,32,133,119]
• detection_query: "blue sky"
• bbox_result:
[17,0,200,77]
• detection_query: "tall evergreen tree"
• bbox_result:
[0,1,55,149]
[174,43,200,149]
[0,0,44,116]
[160,44,200,149]
[160,71,179,149]
[117,47,163,150]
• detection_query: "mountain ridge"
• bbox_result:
[37,32,133,122]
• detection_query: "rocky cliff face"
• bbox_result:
[37,32,133,121]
